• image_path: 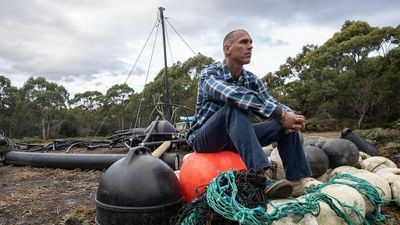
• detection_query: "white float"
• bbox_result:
[266,199,318,225]
[353,171,392,213]
[328,166,364,180]
[375,168,400,185]
[316,169,331,182]
[320,184,366,225]
[359,151,371,161]
[361,156,397,173]
[271,213,318,225]
[268,148,285,180]
[315,201,348,225]
[392,179,400,207]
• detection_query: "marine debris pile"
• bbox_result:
[172,129,399,225]
[174,170,393,225]
[0,119,186,154]
[19,139,112,152]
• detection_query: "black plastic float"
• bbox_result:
[95,146,182,225]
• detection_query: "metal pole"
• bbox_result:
[159,7,172,122]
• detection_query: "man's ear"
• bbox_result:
[224,44,231,55]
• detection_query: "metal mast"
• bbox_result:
[159,7,172,122]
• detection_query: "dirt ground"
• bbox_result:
[0,132,399,225]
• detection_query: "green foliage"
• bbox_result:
[21,77,69,139]
[385,141,400,149]
[355,128,400,142]
[0,75,19,137]
[19,136,42,143]
[59,120,79,138]
[390,119,400,130]
[69,91,104,110]
[264,21,400,130]
[305,118,351,132]
[353,128,400,151]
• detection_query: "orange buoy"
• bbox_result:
[179,151,246,201]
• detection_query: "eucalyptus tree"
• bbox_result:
[21,77,69,139]
[265,21,400,128]
[0,76,18,136]
[103,83,135,131]
[66,91,105,136]
[69,91,104,111]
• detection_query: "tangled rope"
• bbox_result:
[174,169,395,225]
[305,173,388,224]
[172,169,268,225]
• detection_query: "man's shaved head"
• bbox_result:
[223,29,248,48]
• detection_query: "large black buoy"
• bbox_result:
[322,138,359,169]
[95,146,183,225]
[303,145,329,177]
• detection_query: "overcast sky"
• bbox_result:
[1,0,399,97]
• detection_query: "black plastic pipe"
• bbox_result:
[4,151,125,170]
[4,151,180,170]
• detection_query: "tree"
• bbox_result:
[265,21,400,129]
[103,83,135,131]
[0,76,18,136]
[69,91,104,111]
[64,91,105,137]
[21,77,69,139]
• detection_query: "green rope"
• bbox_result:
[201,169,394,225]
[305,173,387,224]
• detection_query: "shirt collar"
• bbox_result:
[221,63,249,82]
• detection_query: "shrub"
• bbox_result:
[59,120,79,138]
[305,118,341,132]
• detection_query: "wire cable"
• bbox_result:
[165,21,174,64]
[165,18,197,56]
[91,11,160,141]
[134,19,161,129]
[123,16,160,84]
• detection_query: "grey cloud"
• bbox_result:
[94,81,103,87]
[0,0,399,95]
[131,66,146,77]
[256,36,289,46]
[0,0,157,84]
[165,0,400,32]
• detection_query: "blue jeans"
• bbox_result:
[189,104,312,181]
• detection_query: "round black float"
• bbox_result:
[322,138,359,169]
[95,146,183,225]
[303,145,329,177]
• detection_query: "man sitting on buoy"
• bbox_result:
[186,29,312,198]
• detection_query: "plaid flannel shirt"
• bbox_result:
[187,63,292,145]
